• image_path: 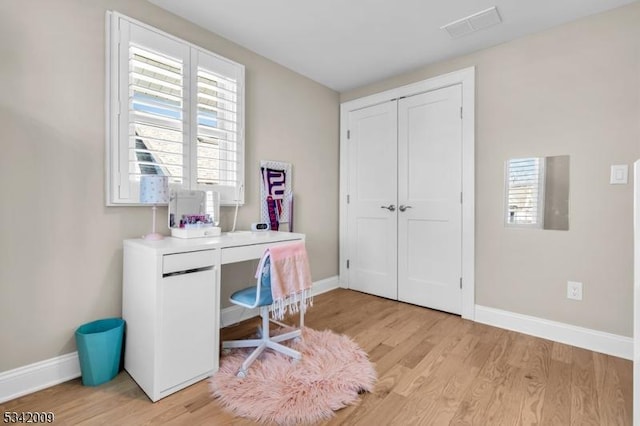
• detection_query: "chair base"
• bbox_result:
[222,306,302,377]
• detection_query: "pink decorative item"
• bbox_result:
[210,327,377,424]
[259,241,312,320]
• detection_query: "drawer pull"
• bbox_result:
[162,266,213,278]
[163,250,216,275]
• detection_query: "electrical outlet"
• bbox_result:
[567,281,583,301]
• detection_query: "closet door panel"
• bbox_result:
[398,85,463,313]
[346,101,398,299]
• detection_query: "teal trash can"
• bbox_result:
[75,318,125,386]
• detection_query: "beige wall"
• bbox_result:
[343,3,640,337]
[0,0,339,371]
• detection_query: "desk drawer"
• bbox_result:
[163,250,216,275]
[220,240,301,264]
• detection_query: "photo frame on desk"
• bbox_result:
[259,160,293,232]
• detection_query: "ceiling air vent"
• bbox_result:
[441,6,502,39]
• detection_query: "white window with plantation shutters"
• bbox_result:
[505,157,545,228]
[106,11,244,205]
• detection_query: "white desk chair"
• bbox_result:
[222,252,305,377]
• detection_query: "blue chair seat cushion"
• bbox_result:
[230,255,273,308]
[230,285,273,307]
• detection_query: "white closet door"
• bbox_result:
[347,101,398,299]
[397,85,463,314]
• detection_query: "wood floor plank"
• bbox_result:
[423,361,482,425]
[516,337,552,424]
[331,363,410,426]
[485,363,528,426]
[506,332,536,368]
[540,359,573,426]
[399,339,436,369]
[388,368,451,425]
[517,373,546,425]
[367,342,394,362]
[571,348,602,425]
[476,327,516,383]
[551,341,574,364]
[352,303,421,342]
[449,377,497,425]
[1,288,631,425]
[393,333,463,397]
[594,352,631,426]
[611,355,634,421]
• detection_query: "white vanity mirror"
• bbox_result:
[168,190,221,238]
[504,155,570,231]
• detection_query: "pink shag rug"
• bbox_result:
[210,327,377,425]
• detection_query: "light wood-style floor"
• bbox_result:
[2,289,632,425]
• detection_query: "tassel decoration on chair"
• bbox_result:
[256,241,313,321]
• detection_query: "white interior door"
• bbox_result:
[347,101,398,299]
[397,85,463,314]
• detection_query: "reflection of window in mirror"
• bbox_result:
[504,155,570,231]
[505,158,545,228]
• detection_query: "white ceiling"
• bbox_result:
[148,0,637,92]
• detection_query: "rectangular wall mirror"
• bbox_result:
[504,155,570,231]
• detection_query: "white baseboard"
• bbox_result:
[0,276,340,403]
[220,275,339,327]
[0,352,81,404]
[475,305,633,360]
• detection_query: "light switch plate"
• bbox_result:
[610,164,628,184]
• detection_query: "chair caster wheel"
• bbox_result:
[236,370,247,378]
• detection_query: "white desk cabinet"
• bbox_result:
[123,244,218,402]
[123,231,304,402]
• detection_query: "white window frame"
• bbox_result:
[105,11,245,206]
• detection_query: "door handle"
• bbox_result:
[380,204,396,212]
[399,205,413,212]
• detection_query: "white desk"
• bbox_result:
[122,231,305,402]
